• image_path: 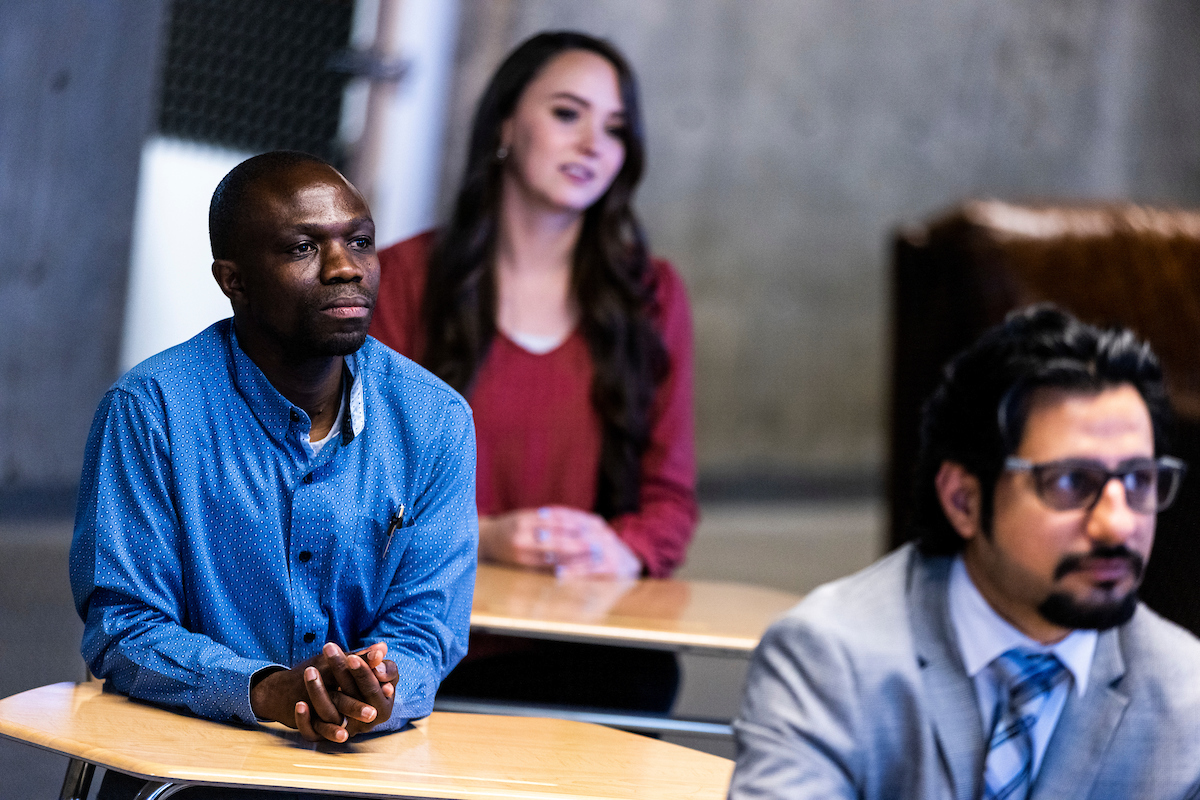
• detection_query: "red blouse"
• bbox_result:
[369,232,698,577]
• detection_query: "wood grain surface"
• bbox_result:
[0,682,733,799]
[471,564,801,654]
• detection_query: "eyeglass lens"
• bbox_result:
[1032,460,1184,513]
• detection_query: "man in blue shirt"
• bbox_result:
[70,151,477,755]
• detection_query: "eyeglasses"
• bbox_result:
[1003,456,1187,513]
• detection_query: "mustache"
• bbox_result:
[1054,544,1145,581]
[319,288,374,305]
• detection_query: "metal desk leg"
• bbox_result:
[59,759,95,800]
[133,781,190,799]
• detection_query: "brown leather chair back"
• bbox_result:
[891,200,1200,634]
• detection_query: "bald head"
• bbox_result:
[209,150,337,261]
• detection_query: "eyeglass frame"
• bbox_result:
[1002,455,1187,514]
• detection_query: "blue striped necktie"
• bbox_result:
[983,648,1068,800]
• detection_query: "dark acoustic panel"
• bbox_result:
[157,0,354,160]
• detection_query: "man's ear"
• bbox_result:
[212,259,244,304]
[934,461,983,542]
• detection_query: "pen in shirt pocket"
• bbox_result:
[382,504,405,559]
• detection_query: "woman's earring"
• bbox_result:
[496,144,509,161]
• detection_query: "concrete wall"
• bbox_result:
[0,0,166,499]
[1127,1,1200,200]
[437,0,1200,485]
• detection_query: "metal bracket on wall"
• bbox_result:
[327,49,411,83]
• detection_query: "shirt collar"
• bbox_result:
[346,352,364,439]
[949,556,1097,695]
[227,322,366,446]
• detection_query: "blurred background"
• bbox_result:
[4,0,1200,790]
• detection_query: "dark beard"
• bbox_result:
[306,328,369,357]
[287,317,371,360]
[1038,544,1144,630]
[1038,589,1138,630]
[293,286,375,358]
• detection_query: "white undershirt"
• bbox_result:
[305,390,345,457]
[947,557,1097,778]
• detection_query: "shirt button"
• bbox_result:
[303,473,313,484]
[299,551,312,563]
[303,632,315,643]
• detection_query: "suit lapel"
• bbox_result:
[1030,628,1129,800]
[910,553,986,800]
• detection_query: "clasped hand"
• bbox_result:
[479,506,642,579]
[250,641,399,742]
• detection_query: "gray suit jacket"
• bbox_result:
[729,544,1200,800]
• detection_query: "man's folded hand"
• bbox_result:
[251,642,399,742]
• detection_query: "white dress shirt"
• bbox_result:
[948,557,1097,778]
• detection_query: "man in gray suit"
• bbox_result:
[729,306,1200,800]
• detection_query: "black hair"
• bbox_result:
[421,31,666,519]
[913,304,1173,555]
[209,150,332,260]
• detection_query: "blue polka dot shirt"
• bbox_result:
[69,319,478,728]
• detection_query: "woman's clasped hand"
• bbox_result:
[479,506,642,578]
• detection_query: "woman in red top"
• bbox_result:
[370,32,696,710]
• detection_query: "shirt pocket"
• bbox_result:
[334,497,407,601]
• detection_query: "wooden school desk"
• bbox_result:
[439,565,802,738]
[470,564,801,656]
[0,681,734,800]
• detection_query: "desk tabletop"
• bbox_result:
[471,565,801,654]
[0,682,733,799]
